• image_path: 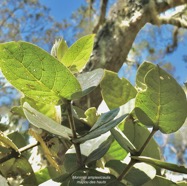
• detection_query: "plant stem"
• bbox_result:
[137,127,158,156]
[66,101,83,167]
[0,142,39,164]
[117,127,158,181]
[117,159,136,181]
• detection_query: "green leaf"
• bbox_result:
[110,127,137,154]
[8,131,27,148]
[135,64,187,133]
[0,157,37,185]
[51,38,68,60]
[64,153,86,173]
[136,61,155,91]
[73,109,128,144]
[0,41,81,105]
[85,136,113,164]
[72,68,104,99]
[0,131,19,152]
[142,175,177,186]
[106,160,156,186]
[80,107,99,127]
[61,34,95,73]
[101,70,137,109]
[131,156,187,174]
[35,167,51,185]
[21,96,61,123]
[0,124,8,132]
[105,137,128,160]
[23,102,72,139]
[122,115,161,160]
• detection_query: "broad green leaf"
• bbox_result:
[21,96,61,123]
[0,157,37,185]
[23,102,72,139]
[122,115,161,160]
[80,107,99,127]
[73,109,128,144]
[131,156,187,174]
[8,131,27,148]
[72,68,104,99]
[0,41,81,105]
[85,136,113,164]
[105,137,128,160]
[135,65,187,133]
[51,38,68,60]
[61,34,95,73]
[142,175,177,186]
[136,61,155,91]
[64,153,86,173]
[110,127,137,154]
[106,160,156,186]
[0,131,19,152]
[101,70,137,109]
[35,167,51,185]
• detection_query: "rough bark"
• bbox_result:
[77,0,187,110]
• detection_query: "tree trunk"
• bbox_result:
[77,0,187,109]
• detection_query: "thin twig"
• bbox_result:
[0,142,39,164]
[67,101,83,167]
[117,159,136,181]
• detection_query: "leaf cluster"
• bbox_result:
[0,35,186,185]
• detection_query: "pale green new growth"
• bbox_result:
[61,34,95,73]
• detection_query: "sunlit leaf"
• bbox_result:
[0,41,81,105]
[22,96,61,123]
[23,102,72,139]
[61,34,95,73]
[142,175,177,186]
[132,156,187,174]
[110,127,137,154]
[135,63,187,133]
[106,160,156,186]
[136,61,155,91]
[0,131,19,152]
[72,68,104,99]
[80,107,99,127]
[101,70,137,109]
[122,115,161,160]
[51,38,68,60]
